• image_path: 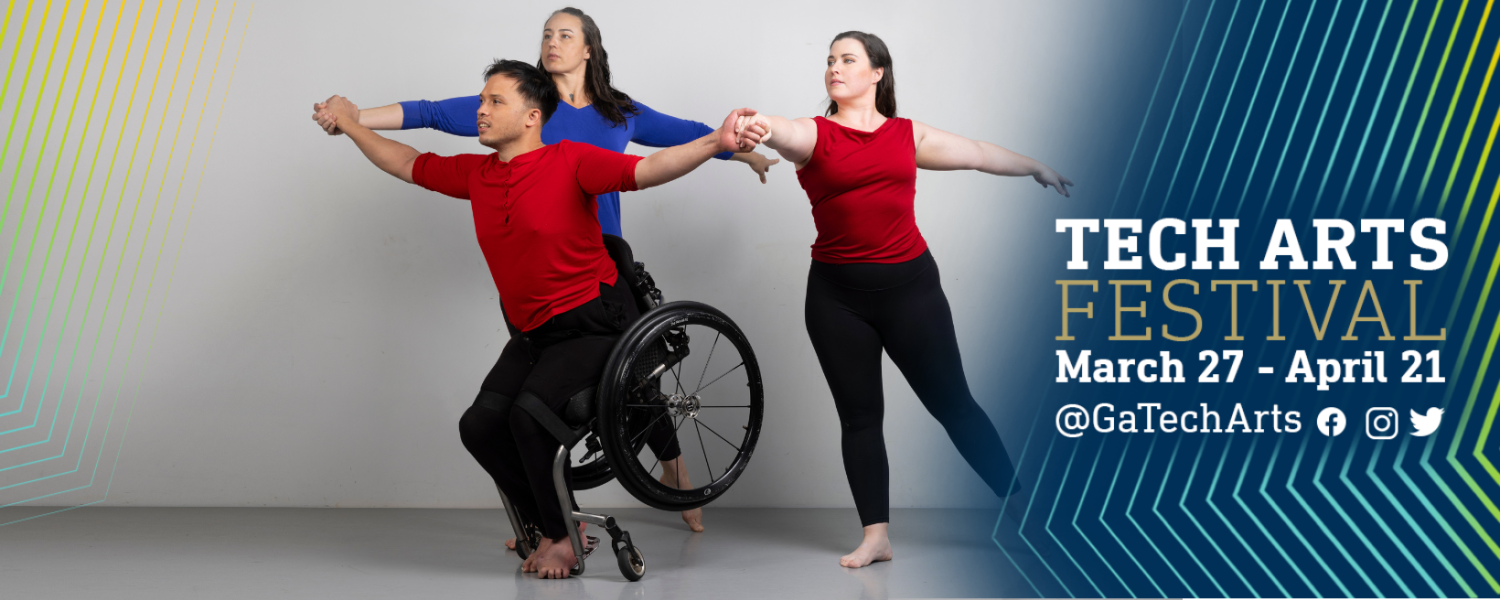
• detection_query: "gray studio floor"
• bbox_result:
[0,506,1044,599]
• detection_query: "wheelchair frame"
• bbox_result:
[493,235,668,581]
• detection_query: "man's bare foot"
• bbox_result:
[533,537,578,579]
[521,548,538,573]
[508,522,584,554]
[660,457,705,532]
[840,523,893,568]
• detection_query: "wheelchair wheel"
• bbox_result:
[596,301,764,511]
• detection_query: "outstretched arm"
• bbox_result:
[319,96,420,183]
[315,99,402,133]
[635,108,765,189]
[742,115,818,166]
[629,102,781,183]
[314,96,481,137]
[912,120,1072,196]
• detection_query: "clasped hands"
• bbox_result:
[311,95,357,135]
[727,111,772,153]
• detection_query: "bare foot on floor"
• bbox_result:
[660,456,705,532]
[533,537,578,579]
[680,506,704,532]
[509,522,584,554]
[840,523,893,568]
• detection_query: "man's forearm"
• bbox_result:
[634,133,722,189]
[341,121,419,183]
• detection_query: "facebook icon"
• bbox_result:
[1317,407,1347,437]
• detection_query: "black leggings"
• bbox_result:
[805,250,1021,527]
[458,281,641,540]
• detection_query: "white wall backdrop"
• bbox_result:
[62,0,1159,509]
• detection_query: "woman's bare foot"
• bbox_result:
[532,537,578,579]
[840,523,893,568]
[680,506,704,532]
[660,457,705,532]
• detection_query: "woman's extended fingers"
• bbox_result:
[1049,172,1072,197]
[757,157,780,184]
[1032,168,1072,198]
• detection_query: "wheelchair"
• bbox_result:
[496,234,765,581]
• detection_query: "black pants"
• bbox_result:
[458,281,641,540]
[804,250,1021,527]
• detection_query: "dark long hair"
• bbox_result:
[825,31,897,119]
[539,7,639,127]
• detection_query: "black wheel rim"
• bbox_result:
[597,302,763,511]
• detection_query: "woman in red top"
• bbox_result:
[746,31,1072,568]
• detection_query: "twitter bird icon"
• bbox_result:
[1411,408,1444,437]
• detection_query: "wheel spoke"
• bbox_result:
[672,359,685,397]
[695,418,744,453]
[695,331,722,393]
[694,419,714,482]
[693,361,744,395]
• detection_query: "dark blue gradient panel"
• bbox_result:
[980,1,1500,597]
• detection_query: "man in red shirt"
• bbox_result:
[318,59,764,578]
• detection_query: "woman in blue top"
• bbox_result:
[314,6,778,239]
[312,6,771,539]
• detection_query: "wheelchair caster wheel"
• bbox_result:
[617,545,645,581]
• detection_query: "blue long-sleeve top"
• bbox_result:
[399,95,732,238]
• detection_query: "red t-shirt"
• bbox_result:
[412,140,643,332]
[795,116,927,264]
